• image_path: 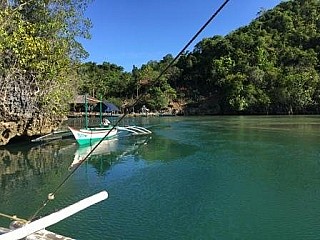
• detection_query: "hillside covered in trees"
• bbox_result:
[80,0,320,115]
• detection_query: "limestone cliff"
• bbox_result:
[0,76,64,145]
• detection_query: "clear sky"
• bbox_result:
[79,0,283,72]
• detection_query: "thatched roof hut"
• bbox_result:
[72,95,100,104]
[70,95,100,112]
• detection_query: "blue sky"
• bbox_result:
[79,0,283,72]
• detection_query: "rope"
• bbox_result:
[28,0,230,222]
[0,213,28,223]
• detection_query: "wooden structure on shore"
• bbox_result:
[31,130,73,143]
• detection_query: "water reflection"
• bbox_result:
[70,136,151,175]
[0,136,155,190]
[70,139,119,170]
[0,128,197,196]
[69,132,198,176]
[138,134,199,162]
[0,141,74,191]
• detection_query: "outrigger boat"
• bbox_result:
[68,95,118,145]
[68,125,117,145]
[68,95,151,145]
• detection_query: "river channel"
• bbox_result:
[1,116,320,240]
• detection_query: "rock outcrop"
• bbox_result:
[0,117,62,145]
[0,74,64,145]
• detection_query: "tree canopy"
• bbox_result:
[79,55,178,112]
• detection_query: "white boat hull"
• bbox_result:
[68,126,118,145]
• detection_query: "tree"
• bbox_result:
[0,0,91,119]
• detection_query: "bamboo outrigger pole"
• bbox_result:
[0,213,27,223]
[0,191,108,240]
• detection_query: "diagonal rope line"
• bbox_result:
[28,0,230,222]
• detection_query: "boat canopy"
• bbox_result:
[93,100,120,113]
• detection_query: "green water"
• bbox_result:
[1,116,320,239]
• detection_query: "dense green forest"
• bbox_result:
[1,0,320,117]
[79,0,320,115]
[0,0,91,118]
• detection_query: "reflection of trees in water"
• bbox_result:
[0,142,72,190]
[87,152,118,176]
[138,135,198,162]
[0,133,197,189]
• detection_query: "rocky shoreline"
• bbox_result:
[0,116,64,146]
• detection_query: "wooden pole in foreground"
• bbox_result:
[0,191,108,240]
[0,213,27,223]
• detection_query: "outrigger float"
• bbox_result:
[0,191,108,240]
[31,130,74,143]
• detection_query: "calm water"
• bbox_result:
[1,116,320,239]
